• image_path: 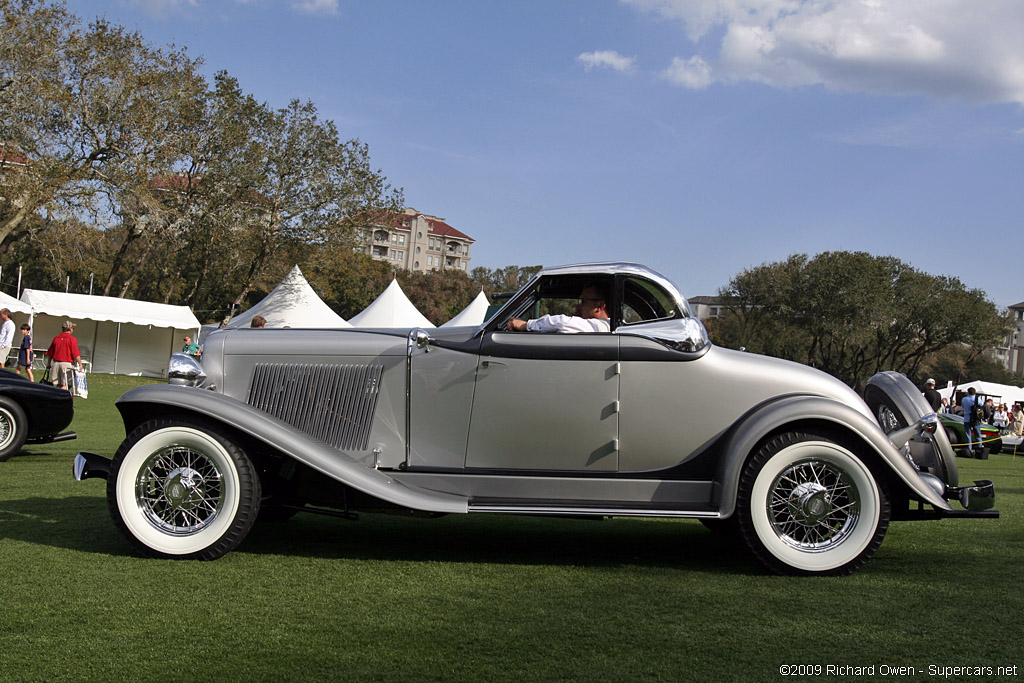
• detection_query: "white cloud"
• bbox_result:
[290,0,339,15]
[623,0,1024,104]
[661,55,712,88]
[577,50,637,73]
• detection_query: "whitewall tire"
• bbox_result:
[106,418,261,560]
[737,432,889,576]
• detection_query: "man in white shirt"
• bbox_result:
[506,284,611,333]
[0,308,15,367]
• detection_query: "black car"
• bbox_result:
[0,369,77,461]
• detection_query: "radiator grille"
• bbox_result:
[247,363,384,451]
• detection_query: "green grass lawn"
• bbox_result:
[1,375,1021,682]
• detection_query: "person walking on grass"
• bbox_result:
[45,320,82,393]
[15,323,32,381]
[0,308,14,368]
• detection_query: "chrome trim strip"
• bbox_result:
[468,505,719,518]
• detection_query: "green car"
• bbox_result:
[938,413,1002,454]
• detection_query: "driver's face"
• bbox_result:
[575,287,605,319]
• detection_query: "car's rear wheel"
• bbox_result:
[0,396,28,462]
[107,417,261,560]
[737,432,889,576]
[864,373,957,486]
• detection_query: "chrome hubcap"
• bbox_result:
[0,409,13,450]
[787,481,830,526]
[768,459,861,552]
[876,405,900,434]
[137,445,224,535]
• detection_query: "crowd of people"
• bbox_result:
[922,377,1024,455]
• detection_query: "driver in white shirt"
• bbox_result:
[506,284,611,333]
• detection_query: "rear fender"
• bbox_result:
[116,384,468,514]
[713,395,951,518]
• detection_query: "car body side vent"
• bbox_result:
[247,363,384,451]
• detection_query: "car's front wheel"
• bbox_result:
[106,418,261,560]
[0,396,28,462]
[737,432,889,576]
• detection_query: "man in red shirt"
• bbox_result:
[46,320,82,392]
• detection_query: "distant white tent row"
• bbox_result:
[938,380,1024,407]
[211,267,490,334]
[18,289,200,377]
[3,266,491,376]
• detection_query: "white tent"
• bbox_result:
[939,380,1024,408]
[348,279,434,328]
[441,290,491,327]
[20,289,200,377]
[225,265,351,329]
[0,291,31,315]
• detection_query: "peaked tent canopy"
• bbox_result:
[348,279,434,328]
[20,289,200,377]
[225,265,351,329]
[441,290,491,327]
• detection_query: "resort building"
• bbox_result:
[355,208,474,274]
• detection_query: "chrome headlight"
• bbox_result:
[168,352,207,387]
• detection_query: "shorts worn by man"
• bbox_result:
[46,321,82,392]
[506,284,611,333]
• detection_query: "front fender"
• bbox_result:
[713,395,952,518]
[116,385,468,514]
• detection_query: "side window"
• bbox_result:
[494,275,613,330]
[621,277,677,324]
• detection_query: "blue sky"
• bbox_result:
[78,0,1024,308]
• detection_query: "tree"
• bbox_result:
[470,265,542,293]
[213,92,403,324]
[713,252,1009,388]
[0,1,206,255]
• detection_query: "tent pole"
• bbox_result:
[114,322,121,374]
[91,322,99,374]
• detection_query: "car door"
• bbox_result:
[465,330,619,471]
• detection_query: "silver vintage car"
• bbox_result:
[74,263,997,575]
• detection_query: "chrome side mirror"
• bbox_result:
[409,329,433,353]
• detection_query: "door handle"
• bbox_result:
[481,360,506,369]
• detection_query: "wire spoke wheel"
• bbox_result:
[0,398,28,461]
[767,458,860,553]
[137,444,225,535]
[0,409,14,451]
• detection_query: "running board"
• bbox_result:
[468,503,719,518]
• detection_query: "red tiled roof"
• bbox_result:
[381,211,473,242]
[425,217,474,242]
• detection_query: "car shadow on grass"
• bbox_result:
[0,494,759,572]
[0,495,130,556]
[242,511,760,574]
